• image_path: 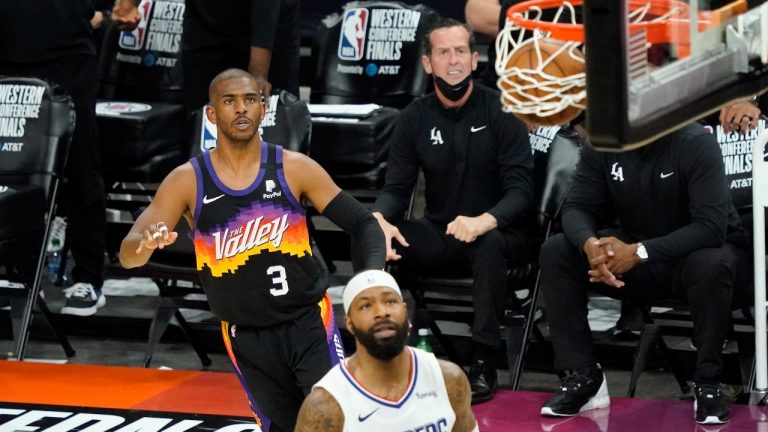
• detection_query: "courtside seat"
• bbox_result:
[97,101,187,182]
[307,1,440,190]
[96,10,187,184]
[0,76,76,359]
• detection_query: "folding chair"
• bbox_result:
[0,76,76,360]
[507,127,582,388]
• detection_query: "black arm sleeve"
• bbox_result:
[322,191,386,271]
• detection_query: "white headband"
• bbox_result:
[343,269,402,314]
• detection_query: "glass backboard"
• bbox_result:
[497,0,768,150]
[585,0,768,150]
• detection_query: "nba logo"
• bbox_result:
[119,0,153,50]
[200,105,218,152]
[338,8,368,61]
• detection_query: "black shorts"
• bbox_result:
[221,293,344,432]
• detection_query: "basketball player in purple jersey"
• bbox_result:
[119,69,385,432]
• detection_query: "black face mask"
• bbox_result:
[434,74,472,101]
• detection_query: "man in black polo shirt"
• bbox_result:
[371,18,533,404]
[538,121,751,424]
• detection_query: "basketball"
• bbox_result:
[498,38,586,126]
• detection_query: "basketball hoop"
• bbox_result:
[495,0,689,126]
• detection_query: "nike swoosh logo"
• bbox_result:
[202,194,225,204]
[358,407,379,422]
[660,172,674,179]
[470,125,487,133]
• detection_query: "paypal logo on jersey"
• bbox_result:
[338,8,369,61]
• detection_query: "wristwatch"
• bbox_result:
[635,242,648,263]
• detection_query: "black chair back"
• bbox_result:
[0,77,74,200]
[97,0,185,104]
[310,1,440,108]
[706,115,767,211]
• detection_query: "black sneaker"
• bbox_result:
[694,382,730,424]
[541,365,610,416]
[60,283,105,316]
[468,360,497,404]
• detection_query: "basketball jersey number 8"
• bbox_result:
[267,265,289,296]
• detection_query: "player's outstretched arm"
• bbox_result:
[283,151,386,270]
[439,359,479,432]
[119,163,195,269]
[295,387,344,432]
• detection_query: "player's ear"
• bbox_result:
[344,315,352,333]
[205,104,217,125]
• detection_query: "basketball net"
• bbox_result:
[495,2,585,122]
[495,1,686,124]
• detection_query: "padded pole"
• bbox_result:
[752,128,768,399]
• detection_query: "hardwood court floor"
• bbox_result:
[1,360,765,431]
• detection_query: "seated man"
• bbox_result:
[370,18,533,404]
[538,121,751,424]
[295,269,478,432]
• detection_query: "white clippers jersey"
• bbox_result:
[313,347,456,432]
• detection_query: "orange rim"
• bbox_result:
[506,0,690,43]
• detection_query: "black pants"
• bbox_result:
[393,218,526,349]
[0,55,106,288]
[540,230,749,382]
[223,301,340,432]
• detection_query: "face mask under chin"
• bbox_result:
[434,74,472,101]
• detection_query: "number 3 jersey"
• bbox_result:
[190,141,322,326]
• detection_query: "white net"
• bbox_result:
[495,1,586,122]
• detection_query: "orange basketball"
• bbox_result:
[499,38,585,126]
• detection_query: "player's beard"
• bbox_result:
[351,315,410,361]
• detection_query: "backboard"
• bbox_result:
[497,0,768,150]
[585,0,768,150]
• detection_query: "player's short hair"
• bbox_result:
[422,17,477,56]
[208,68,266,103]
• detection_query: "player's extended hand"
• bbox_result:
[583,237,623,288]
[446,214,497,243]
[112,0,141,31]
[372,212,409,261]
[136,222,178,254]
[720,100,761,134]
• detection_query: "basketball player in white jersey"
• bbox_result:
[295,269,478,432]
